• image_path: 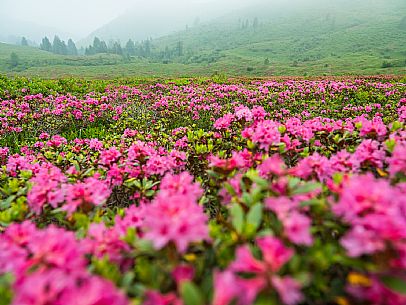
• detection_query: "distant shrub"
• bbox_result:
[9,52,19,68]
[246,66,254,72]
[399,16,406,30]
[381,61,394,68]
[211,72,227,84]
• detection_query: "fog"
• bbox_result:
[0,0,259,42]
[1,0,404,45]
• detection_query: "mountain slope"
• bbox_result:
[77,0,253,47]
[0,16,75,45]
[149,0,406,74]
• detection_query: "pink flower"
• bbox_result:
[12,269,73,305]
[388,142,406,176]
[332,174,392,222]
[258,154,286,177]
[214,113,234,130]
[143,172,209,253]
[127,141,155,161]
[58,275,129,305]
[123,128,138,138]
[333,174,406,257]
[46,135,67,148]
[265,196,298,216]
[209,152,245,172]
[340,225,386,257]
[27,164,66,214]
[256,236,294,272]
[329,150,357,174]
[62,177,111,215]
[172,264,195,285]
[85,222,131,266]
[347,276,406,305]
[353,139,385,169]
[38,132,49,140]
[292,153,331,181]
[26,226,88,273]
[281,211,313,246]
[224,236,301,305]
[230,245,267,274]
[359,116,387,138]
[245,120,281,151]
[144,155,173,175]
[143,290,183,305]
[271,276,304,305]
[99,147,121,166]
[89,138,103,150]
[159,171,203,199]
[212,270,239,305]
[0,147,9,161]
[114,204,145,236]
[234,105,253,121]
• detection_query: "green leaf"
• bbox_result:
[391,121,403,132]
[288,177,301,189]
[385,139,396,153]
[246,203,263,232]
[380,275,406,295]
[230,203,244,234]
[300,198,325,207]
[224,182,237,196]
[241,192,253,206]
[180,281,204,305]
[0,195,16,209]
[292,182,321,195]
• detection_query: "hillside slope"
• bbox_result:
[150,0,406,75]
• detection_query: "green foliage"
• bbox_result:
[0,76,405,304]
[1,1,406,78]
[9,52,19,68]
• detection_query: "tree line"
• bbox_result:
[84,37,153,57]
[40,36,78,56]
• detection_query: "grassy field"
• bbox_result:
[2,46,405,79]
[1,0,405,78]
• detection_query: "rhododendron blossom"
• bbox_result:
[1,78,405,305]
[142,172,209,252]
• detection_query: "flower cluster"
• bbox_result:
[0,77,405,305]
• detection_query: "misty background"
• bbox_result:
[0,0,405,77]
[0,0,257,43]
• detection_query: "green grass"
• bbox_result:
[0,43,125,74]
[0,0,405,78]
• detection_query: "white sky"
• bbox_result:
[0,0,254,38]
[1,0,137,37]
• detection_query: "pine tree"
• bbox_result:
[61,41,68,55]
[176,41,184,57]
[9,52,19,68]
[67,39,78,56]
[100,41,108,53]
[125,39,136,56]
[85,45,95,55]
[112,42,123,55]
[21,37,28,46]
[253,17,259,29]
[40,37,52,52]
[400,16,406,30]
[93,37,102,53]
[52,36,67,55]
[144,40,151,57]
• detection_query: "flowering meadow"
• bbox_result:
[0,76,406,305]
